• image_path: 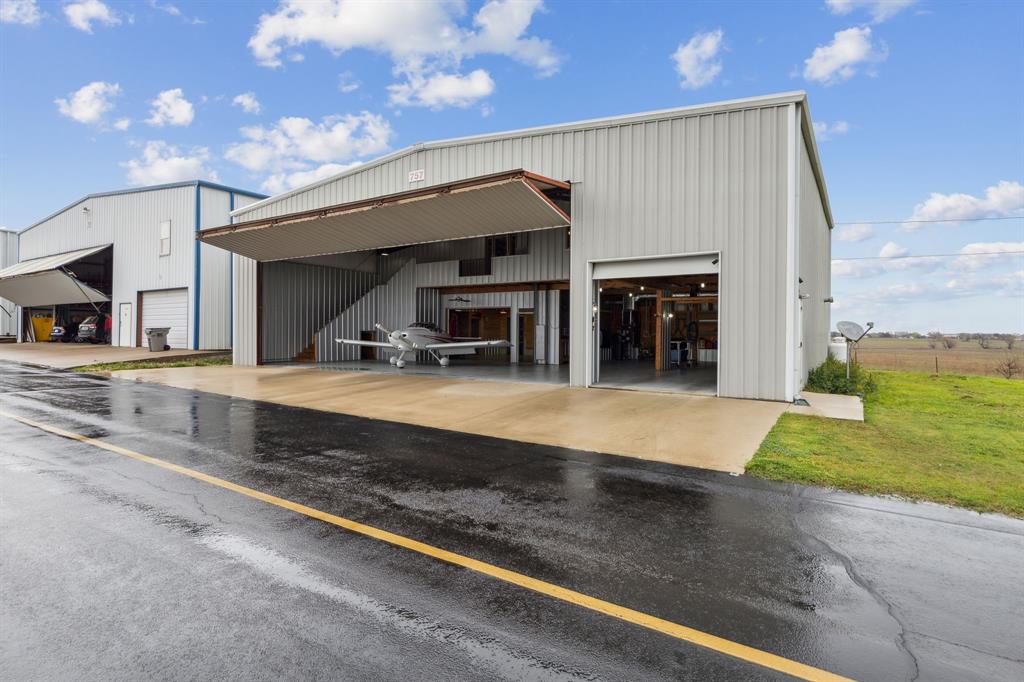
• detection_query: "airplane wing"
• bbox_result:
[424,339,510,350]
[336,338,396,349]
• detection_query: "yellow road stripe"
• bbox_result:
[2,409,853,682]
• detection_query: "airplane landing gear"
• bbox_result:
[396,359,406,368]
[389,355,397,365]
[439,357,450,367]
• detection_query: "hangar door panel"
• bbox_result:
[142,288,188,349]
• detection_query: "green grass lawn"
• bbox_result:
[73,355,232,373]
[747,371,1024,518]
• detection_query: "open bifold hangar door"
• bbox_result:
[197,170,570,261]
[0,245,111,307]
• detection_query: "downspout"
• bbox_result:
[193,182,201,350]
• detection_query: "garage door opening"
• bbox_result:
[594,271,719,395]
[447,307,512,363]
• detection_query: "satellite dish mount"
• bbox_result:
[836,320,874,379]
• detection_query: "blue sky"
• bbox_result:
[1,0,1022,332]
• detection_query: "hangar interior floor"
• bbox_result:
[304,359,570,385]
[596,359,717,395]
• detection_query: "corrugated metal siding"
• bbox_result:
[20,186,195,348]
[232,255,258,365]
[261,260,378,362]
[315,259,417,362]
[230,195,261,364]
[18,184,244,348]
[199,187,231,349]
[798,130,831,385]
[414,227,569,287]
[234,101,814,400]
[0,231,18,336]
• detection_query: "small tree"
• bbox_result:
[941,336,958,350]
[994,355,1021,379]
[927,331,943,349]
[978,335,991,349]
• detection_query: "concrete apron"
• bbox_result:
[0,342,225,370]
[111,365,788,474]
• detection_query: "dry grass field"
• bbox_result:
[852,337,1023,379]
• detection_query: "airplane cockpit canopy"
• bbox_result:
[409,322,442,332]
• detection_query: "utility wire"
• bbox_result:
[834,216,1023,225]
[833,250,1024,261]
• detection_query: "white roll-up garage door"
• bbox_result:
[591,253,720,280]
[142,288,188,349]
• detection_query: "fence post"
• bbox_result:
[935,356,938,375]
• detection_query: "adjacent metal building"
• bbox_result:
[1,181,265,349]
[203,92,833,402]
[0,228,18,338]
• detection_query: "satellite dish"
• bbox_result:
[837,321,865,342]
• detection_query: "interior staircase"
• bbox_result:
[290,251,413,363]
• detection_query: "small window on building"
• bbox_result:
[158,220,171,256]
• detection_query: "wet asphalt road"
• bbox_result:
[1,362,1022,681]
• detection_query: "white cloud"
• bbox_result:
[388,69,495,109]
[812,120,850,141]
[1,0,41,25]
[146,88,195,127]
[832,242,942,278]
[64,0,120,33]
[225,112,392,193]
[338,71,361,93]
[952,242,1024,272]
[232,92,262,115]
[247,0,559,110]
[836,222,875,242]
[261,161,363,195]
[825,0,917,23]
[54,81,121,125]
[671,29,724,90]
[122,141,218,186]
[113,117,131,130]
[878,241,909,258]
[903,180,1024,230]
[149,0,205,25]
[804,26,887,85]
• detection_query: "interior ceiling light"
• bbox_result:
[700,282,705,288]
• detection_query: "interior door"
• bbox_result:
[118,302,132,347]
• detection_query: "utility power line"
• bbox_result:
[833,250,1024,261]
[834,216,1024,225]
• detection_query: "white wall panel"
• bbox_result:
[798,130,832,385]
[0,230,17,336]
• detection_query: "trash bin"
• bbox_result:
[144,327,170,352]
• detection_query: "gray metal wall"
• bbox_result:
[18,184,249,350]
[413,227,569,287]
[798,129,832,385]
[234,95,830,400]
[0,230,18,336]
[315,259,417,362]
[261,260,378,362]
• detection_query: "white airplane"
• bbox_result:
[336,322,510,368]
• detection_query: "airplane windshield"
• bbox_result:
[409,322,441,332]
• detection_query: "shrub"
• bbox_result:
[805,354,878,397]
